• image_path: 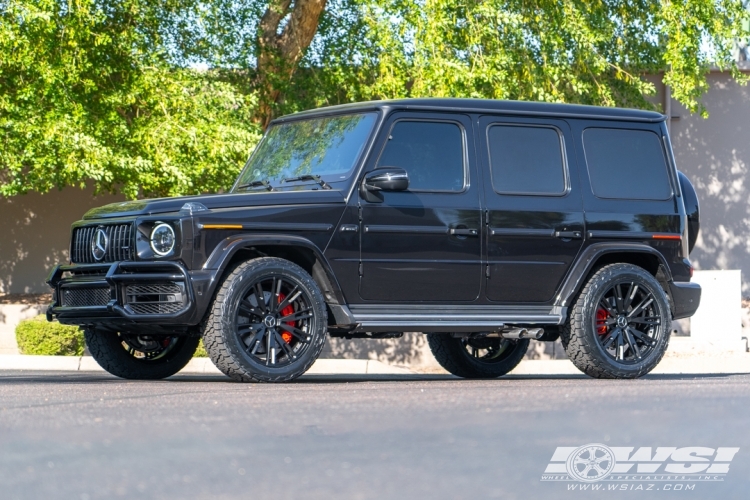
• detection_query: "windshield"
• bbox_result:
[232,112,378,191]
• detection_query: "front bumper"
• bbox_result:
[47,261,198,326]
[669,281,701,320]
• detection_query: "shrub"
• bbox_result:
[194,340,208,357]
[16,315,85,356]
[16,315,210,358]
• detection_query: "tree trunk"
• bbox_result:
[255,0,327,129]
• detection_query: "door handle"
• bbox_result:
[554,230,582,239]
[450,228,479,236]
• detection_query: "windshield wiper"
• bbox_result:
[236,180,274,191]
[281,175,331,190]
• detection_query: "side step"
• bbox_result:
[346,305,566,333]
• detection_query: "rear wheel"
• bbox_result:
[201,257,327,382]
[561,263,671,379]
[84,329,199,380]
[427,333,529,378]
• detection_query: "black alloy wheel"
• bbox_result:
[561,263,671,379]
[119,334,180,360]
[84,329,199,380]
[594,281,662,364]
[463,336,516,361]
[427,333,529,378]
[234,275,315,368]
[202,257,327,382]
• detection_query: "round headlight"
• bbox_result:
[150,223,176,256]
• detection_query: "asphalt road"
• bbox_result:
[1,370,749,500]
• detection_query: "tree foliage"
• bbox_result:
[0,0,260,199]
[339,0,749,115]
[0,0,748,199]
[198,0,749,119]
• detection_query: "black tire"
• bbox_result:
[201,257,327,383]
[561,263,672,379]
[426,333,529,378]
[84,329,199,380]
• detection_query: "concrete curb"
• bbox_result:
[1,353,748,376]
[0,355,415,376]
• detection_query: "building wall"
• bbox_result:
[665,72,750,294]
[0,187,125,294]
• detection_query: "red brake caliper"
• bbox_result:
[596,308,609,335]
[277,293,295,344]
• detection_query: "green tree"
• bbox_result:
[196,0,749,121]
[350,0,749,115]
[0,0,260,199]
[1,0,748,200]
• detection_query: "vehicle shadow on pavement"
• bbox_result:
[0,370,747,385]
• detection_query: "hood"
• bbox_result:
[83,190,347,220]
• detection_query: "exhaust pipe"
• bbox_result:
[499,328,544,340]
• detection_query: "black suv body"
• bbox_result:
[47,99,701,381]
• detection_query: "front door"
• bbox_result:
[359,113,482,302]
[477,116,585,303]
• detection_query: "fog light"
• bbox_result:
[150,223,175,256]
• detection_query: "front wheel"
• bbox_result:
[561,263,672,379]
[426,333,529,378]
[201,257,328,382]
[84,329,199,380]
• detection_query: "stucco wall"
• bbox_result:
[0,187,125,293]
[665,72,750,294]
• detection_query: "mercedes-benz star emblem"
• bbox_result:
[91,228,109,261]
[264,316,277,328]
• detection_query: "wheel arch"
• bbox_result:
[556,243,673,310]
[201,234,349,320]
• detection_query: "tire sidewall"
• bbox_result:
[427,333,529,378]
[218,260,327,379]
[85,329,199,379]
[581,266,671,376]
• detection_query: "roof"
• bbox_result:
[273,98,666,124]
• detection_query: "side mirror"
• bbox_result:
[364,167,409,192]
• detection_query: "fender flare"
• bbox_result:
[202,233,347,306]
[555,242,673,308]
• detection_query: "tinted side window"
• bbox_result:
[377,121,465,191]
[487,125,566,195]
[583,128,672,200]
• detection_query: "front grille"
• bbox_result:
[60,287,111,307]
[125,283,185,315]
[71,224,133,264]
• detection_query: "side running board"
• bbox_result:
[346,305,566,333]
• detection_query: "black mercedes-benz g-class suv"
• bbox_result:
[47,98,701,382]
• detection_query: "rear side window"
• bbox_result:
[487,125,566,195]
[377,121,465,192]
[583,128,672,200]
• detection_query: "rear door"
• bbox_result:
[478,116,585,303]
[571,120,681,266]
[358,112,482,301]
